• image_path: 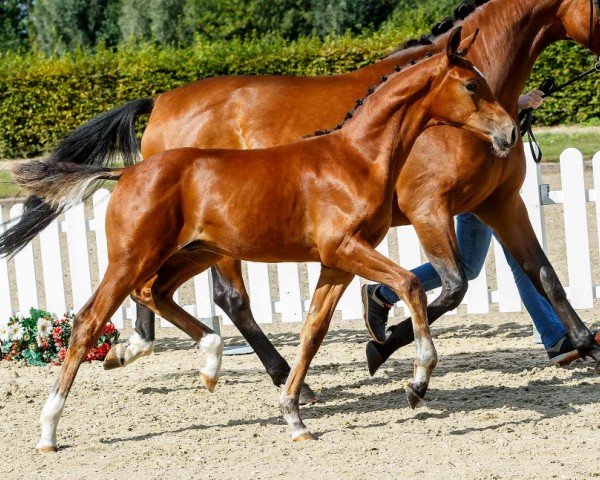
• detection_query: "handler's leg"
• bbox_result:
[280,266,353,441]
[365,213,491,343]
[478,196,600,367]
[326,236,436,407]
[366,213,473,375]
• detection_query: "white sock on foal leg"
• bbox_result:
[37,392,66,453]
[199,333,223,393]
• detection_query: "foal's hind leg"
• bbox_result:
[280,266,353,441]
[212,258,317,403]
[37,264,146,453]
[136,250,226,391]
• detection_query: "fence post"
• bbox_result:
[63,203,92,312]
[39,218,66,316]
[247,262,273,323]
[0,205,12,325]
[593,153,600,300]
[560,148,593,308]
[277,263,303,323]
[10,204,39,315]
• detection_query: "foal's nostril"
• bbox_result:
[509,126,517,146]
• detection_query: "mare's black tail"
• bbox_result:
[0,98,153,258]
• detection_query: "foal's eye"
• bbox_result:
[465,81,478,93]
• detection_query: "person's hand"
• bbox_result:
[518,90,545,110]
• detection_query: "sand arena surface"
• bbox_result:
[1,311,600,480]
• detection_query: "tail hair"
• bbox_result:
[50,97,154,168]
[0,97,153,258]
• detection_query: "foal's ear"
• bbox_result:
[457,28,479,57]
[446,26,463,62]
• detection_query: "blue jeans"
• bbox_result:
[379,213,566,349]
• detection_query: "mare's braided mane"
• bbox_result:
[310,0,490,138]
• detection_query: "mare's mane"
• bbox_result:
[310,0,491,137]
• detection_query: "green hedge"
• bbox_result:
[0,31,598,158]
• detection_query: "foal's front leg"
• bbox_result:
[280,267,353,441]
[325,235,436,408]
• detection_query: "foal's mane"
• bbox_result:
[309,0,491,138]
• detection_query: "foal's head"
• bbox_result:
[425,27,518,157]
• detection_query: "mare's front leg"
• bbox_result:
[477,194,600,368]
[367,211,468,375]
[212,259,317,403]
[280,266,353,441]
[323,235,436,408]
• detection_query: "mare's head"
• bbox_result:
[558,0,600,54]
[425,27,518,157]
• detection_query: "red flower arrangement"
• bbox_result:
[0,309,120,366]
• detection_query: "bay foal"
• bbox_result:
[12,29,515,449]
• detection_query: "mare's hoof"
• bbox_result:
[299,384,318,405]
[366,341,384,377]
[405,384,425,410]
[595,360,600,375]
[293,432,316,442]
[201,373,218,393]
[103,346,124,370]
[36,445,57,454]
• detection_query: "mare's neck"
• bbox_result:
[357,0,565,113]
[465,0,564,113]
[339,58,439,182]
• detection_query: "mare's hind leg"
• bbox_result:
[212,258,317,403]
[37,264,148,453]
[103,304,156,370]
[136,249,226,391]
[280,266,353,441]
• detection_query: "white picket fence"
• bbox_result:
[1,144,599,330]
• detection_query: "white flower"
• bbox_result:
[36,317,53,340]
[8,323,24,341]
[0,326,10,343]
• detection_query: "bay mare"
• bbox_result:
[11,30,516,450]
[92,0,600,393]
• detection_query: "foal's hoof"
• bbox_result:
[299,384,318,405]
[201,373,218,393]
[595,360,600,375]
[366,341,384,377]
[36,445,57,454]
[405,384,426,410]
[103,345,125,370]
[293,432,316,442]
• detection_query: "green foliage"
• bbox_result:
[0,0,30,52]
[0,0,598,158]
[312,0,396,37]
[30,0,122,54]
[526,42,600,126]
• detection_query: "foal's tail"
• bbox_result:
[0,162,124,258]
[0,97,153,258]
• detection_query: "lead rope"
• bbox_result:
[519,57,600,163]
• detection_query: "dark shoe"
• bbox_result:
[547,331,600,366]
[361,284,391,344]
